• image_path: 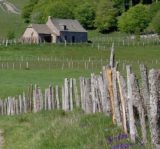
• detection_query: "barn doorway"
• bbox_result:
[40,34,52,43]
[44,35,52,43]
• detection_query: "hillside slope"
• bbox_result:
[0,0,29,38]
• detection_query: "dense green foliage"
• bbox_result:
[118,4,150,33]
[21,0,160,34]
[151,11,160,34]
[74,3,95,29]
[22,0,120,32]
[147,2,160,32]
[95,0,118,33]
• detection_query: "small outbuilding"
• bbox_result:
[22,17,88,44]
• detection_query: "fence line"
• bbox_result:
[0,47,159,148]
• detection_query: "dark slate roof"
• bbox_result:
[29,24,52,34]
[51,18,87,33]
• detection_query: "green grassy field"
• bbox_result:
[0,110,147,149]
[0,44,159,98]
[0,32,158,149]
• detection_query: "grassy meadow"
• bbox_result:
[0,110,148,149]
[0,43,159,97]
[0,31,159,149]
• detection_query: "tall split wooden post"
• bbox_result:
[130,73,147,144]
[139,64,150,115]
[126,65,136,143]
[117,71,128,134]
[148,69,160,148]
[105,43,116,124]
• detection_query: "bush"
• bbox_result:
[151,10,160,35]
[7,30,15,39]
[118,4,150,34]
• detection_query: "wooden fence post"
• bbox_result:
[130,73,147,144]
[97,74,108,115]
[91,74,96,113]
[139,64,150,115]
[102,66,111,115]
[148,69,160,147]
[64,78,69,111]
[112,68,122,126]
[106,67,116,124]
[62,86,65,110]
[55,86,60,109]
[126,65,136,143]
[69,78,73,111]
[80,77,85,111]
[117,71,128,134]
[73,79,80,108]
[84,78,92,114]
[109,43,115,68]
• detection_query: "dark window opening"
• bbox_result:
[72,36,75,43]
[64,25,67,30]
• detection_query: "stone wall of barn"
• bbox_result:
[22,28,39,44]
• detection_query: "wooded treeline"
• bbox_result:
[22,0,160,34]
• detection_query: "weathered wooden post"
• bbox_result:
[55,85,60,109]
[102,66,111,115]
[91,74,96,113]
[97,74,109,115]
[80,77,85,111]
[112,68,122,126]
[84,78,92,114]
[69,78,73,111]
[44,89,48,110]
[126,65,136,143]
[73,79,80,108]
[130,73,147,144]
[106,67,116,124]
[15,99,19,115]
[109,43,115,68]
[19,95,22,114]
[23,92,27,113]
[139,64,150,115]
[33,85,42,113]
[48,85,52,110]
[148,69,160,147]
[117,71,128,134]
[62,86,65,110]
[64,78,69,111]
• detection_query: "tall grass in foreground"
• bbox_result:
[0,110,150,149]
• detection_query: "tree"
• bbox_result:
[31,1,74,23]
[7,30,15,39]
[74,3,95,29]
[95,0,118,33]
[151,10,160,35]
[118,4,150,33]
[22,0,39,23]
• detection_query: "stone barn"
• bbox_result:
[22,16,88,44]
